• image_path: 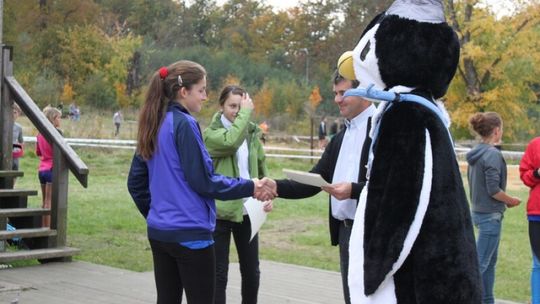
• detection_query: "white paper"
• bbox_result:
[243,197,268,242]
[283,169,329,187]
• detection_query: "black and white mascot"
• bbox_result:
[337,0,481,303]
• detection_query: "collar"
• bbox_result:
[345,104,376,129]
[168,101,190,115]
[220,113,234,129]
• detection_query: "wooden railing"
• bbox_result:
[0,45,88,249]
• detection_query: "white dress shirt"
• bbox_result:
[221,114,250,214]
[220,114,250,180]
[331,104,376,221]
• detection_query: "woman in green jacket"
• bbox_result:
[203,85,272,304]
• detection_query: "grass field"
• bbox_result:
[12,145,532,303]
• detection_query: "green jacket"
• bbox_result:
[203,108,268,222]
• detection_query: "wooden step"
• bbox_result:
[0,208,49,218]
[0,189,38,198]
[0,247,80,263]
[0,170,24,178]
[0,227,57,240]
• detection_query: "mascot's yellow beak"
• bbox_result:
[337,51,356,81]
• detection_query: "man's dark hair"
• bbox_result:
[333,69,359,87]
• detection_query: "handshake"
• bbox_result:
[252,177,277,201]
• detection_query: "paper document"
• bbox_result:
[243,197,268,242]
[283,169,329,187]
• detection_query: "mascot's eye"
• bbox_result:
[360,41,371,61]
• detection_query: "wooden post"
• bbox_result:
[0,217,5,252]
[0,46,13,173]
[0,0,3,44]
[51,144,69,248]
[1,6,9,251]
[310,116,314,164]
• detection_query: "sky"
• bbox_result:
[216,0,520,17]
[211,0,528,18]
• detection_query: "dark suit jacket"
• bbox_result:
[277,118,371,246]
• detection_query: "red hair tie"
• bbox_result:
[158,67,168,79]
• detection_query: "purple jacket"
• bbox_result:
[127,102,254,243]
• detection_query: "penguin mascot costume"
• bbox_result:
[337,0,481,303]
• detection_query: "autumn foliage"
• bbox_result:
[3,0,540,139]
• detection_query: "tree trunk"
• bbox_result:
[39,0,48,30]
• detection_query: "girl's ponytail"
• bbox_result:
[136,61,206,159]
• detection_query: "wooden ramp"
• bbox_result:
[0,260,523,304]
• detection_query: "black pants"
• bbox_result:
[149,239,215,304]
[530,221,540,261]
[114,123,120,136]
[214,216,260,304]
[339,221,353,304]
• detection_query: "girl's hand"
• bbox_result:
[241,93,254,111]
[263,200,273,213]
[506,197,521,208]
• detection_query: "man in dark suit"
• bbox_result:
[318,116,328,149]
[276,71,375,304]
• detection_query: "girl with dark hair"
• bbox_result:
[127,61,275,304]
[203,85,272,304]
[466,112,520,304]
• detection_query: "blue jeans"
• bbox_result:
[472,211,503,304]
[530,221,540,304]
[532,252,540,304]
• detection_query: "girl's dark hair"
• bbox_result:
[137,60,206,160]
[469,112,502,138]
[218,85,246,106]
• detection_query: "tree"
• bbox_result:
[327,0,394,67]
[60,83,75,104]
[115,83,130,108]
[254,81,274,118]
[446,0,540,140]
[309,86,323,110]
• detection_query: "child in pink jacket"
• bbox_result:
[36,106,62,227]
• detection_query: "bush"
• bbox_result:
[79,72,116,109]
[29,70,62,108]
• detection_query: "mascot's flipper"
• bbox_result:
[349,103,433,302]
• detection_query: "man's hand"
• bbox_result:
[253,177,277,201]
[321,182,352,200]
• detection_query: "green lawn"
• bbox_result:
[13,147,532,303]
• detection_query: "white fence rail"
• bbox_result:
[23,137,524,160]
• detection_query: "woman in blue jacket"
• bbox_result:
[127,60,275,304]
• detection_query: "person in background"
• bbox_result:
[329,118,339,139]
[36,106,63,228]
[519,136,540,304]
[57,103,64,116]
[203,85,272,304]
[318,116,327,149]
[12,103,24,172]
[274,71,374,304]
[69,102,80,121]
[113,110,123,136]
[466,112,521,304]
[127,60,276,304]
